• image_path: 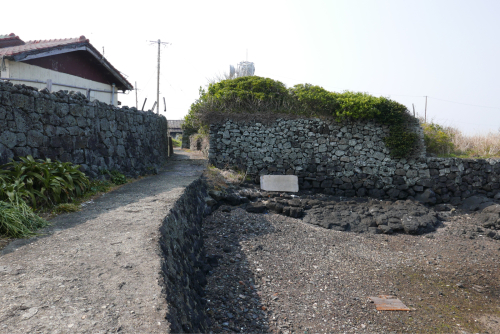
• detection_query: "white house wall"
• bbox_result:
[0,60,119,106]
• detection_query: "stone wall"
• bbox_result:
[209,118,500,204]
[189,134,209,158]
[159,177,210,332]
[0,80,169,177]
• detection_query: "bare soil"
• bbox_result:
[202,204,500,334]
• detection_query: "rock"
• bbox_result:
[21,308,38,319]
[415,189,436,204]
[246,203,266,213]
[461,195,494,212]
[402,213,439,235]
[289,207,303,218]
[209,190,224,201]
[434,204,452,212]
[449,197,462,206]
[225,194,242,206]
[476,204,500,229]
[379,225,393,234]
[206,254,222,267]
[205,197,217,206]
[265,201,283,213]
[486,230,500,240]
[220,205,232,212]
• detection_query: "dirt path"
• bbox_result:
[0,149,206,334]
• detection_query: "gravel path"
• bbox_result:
[0,149,205,334]
[202,203,500,333]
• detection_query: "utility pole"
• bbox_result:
[424,96,428,123]
[135,81,138,109]
[149,39,171,115]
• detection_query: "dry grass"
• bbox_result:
[451,129,500,158]
[421,118,500,158]
[203,165,247,191]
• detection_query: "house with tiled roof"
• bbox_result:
[0,33,132,106]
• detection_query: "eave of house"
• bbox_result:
[3,42,133,91]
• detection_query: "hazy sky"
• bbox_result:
[4,0,499,134]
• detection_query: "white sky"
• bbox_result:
[4,0,500,134]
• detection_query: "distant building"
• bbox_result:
[168,120,184,138]
[0,33,132,106]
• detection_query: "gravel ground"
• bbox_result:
[202,201,500,334]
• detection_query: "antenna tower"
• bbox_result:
[229,50,255,78]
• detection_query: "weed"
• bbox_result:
[204,165,247,190]
[99,169,128,185]
[0,155,89,208]
[52,203,81,214]
[0,199,49,238]
[172,137,182,147]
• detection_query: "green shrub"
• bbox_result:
[172,137,182,147]
[289,84,339,116]
[0,199,48,238]
[109,170,127,185]
[0,156,90,208]
[208,76,290,105]
[422,122,455,156]
[100,169,127,185]
[187,76,419,158]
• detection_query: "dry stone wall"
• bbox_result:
[209,118,500,205]
[0,80,169,177]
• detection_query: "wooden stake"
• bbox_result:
[135,81,138,109]
[425,96,428,123]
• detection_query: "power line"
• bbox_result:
[427,96,500,110]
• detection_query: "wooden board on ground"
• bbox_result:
[369,295,410,311]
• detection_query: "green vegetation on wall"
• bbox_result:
[184,76,419,158]
[422,122,456,156]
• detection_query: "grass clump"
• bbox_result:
[0,199,48,238]
[204,165,248,191]
[0,155,89,208]
[100,169,127,185]
[0,156,130,238]
[185,76,419,158]
[52,203,81,214]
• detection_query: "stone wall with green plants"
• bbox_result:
[186,76,422,159]
[0,80,169,178]
[209,119,500,205]
[199,77,500,205]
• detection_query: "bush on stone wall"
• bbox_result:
[186,76,419,158]
[422,121,456,156]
